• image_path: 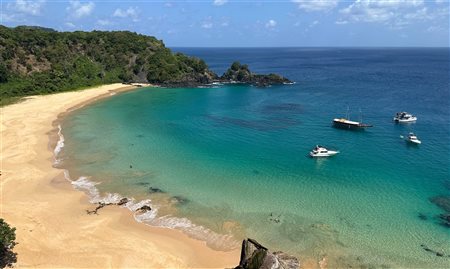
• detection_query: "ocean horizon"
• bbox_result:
[57,47,449,268]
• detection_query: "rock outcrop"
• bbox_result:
[220,62,292,87]
[234,238,299,269]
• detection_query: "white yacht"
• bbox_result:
[406,133,421,144]
[394,112,417,123]
[310,145,339,157]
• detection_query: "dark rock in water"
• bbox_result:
[438,214,450,227]
[430,195,450,213]
[136,182,150,186]
[443,179,450,191]
[252,170,260,175]
[420,244,449,257]
[171,195,189,205]
[421,244,433,252]
[117,197,129,206]
[220,61,292,87]
[148,186,164,193]
[235,238,299,269]
[136,205,152,213]
[418,213,428,220]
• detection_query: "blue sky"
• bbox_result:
[1,0,449,47]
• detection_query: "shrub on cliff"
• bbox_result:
[0,219,17,268]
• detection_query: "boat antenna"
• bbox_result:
[359,108,362,123]
[346,105,350,119]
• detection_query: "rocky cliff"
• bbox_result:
[220,61,292,87]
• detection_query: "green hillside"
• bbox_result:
[0,26,215,105]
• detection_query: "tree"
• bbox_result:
[0,219,17,268]
[230,61,241,71]
[0,64,8,83]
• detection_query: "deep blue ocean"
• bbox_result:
[59,48,450,268]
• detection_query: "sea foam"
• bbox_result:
[53,124,65,164]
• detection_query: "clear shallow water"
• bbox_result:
[59,48,449,268]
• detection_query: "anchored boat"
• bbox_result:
[394,112,417,123]
[333,107,373,129]
[405,132,421,144]
[309,145,339,157]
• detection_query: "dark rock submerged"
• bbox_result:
[430,195,450,227]
[234,238,299,269]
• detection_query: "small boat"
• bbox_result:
[333,107,373,129]
[310,145,339,157]
[406,132,421,144]
[394,112,417,123]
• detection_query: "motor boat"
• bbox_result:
[310,145,339,157]
[394,112,417,123]
[406,132,421,144]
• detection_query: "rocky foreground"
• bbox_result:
[234,238,299,269]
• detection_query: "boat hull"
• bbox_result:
[407,139,421,144]
[394,117,417,123]
[310,151,339,157]
[333,120,372,130]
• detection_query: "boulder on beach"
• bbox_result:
[117,197,129,206]
[136,205,152,213]
[234,238,299,269]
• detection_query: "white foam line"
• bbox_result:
[53,124,65,164]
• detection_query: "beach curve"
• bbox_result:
[0,83,240,268]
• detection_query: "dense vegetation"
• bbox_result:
[0,25,214,105]
[0,219,16,268]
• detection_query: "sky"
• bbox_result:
[1,0,449,47]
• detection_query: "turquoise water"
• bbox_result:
[59,48,449,268]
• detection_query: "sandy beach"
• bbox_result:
[0,83,240,268]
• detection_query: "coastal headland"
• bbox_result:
[0,83,240,268]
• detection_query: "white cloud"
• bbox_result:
[337,0,443,28]
[201,22,213,29]
[310,20,319,27]
[265,19,277,28]
[213,0,228,6]
[1,12,19,23]
[335,20,348,25]
[427,25,444,32]
[113,7,140,21]
[67,1,95,19]
[97,19,112,26]
[201,16,214,29]
[8,0,46,16]
[65,22,76,28]
[292,0,339,12]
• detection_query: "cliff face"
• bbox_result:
[235,239,300,269]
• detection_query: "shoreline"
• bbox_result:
[1,83,240,268]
